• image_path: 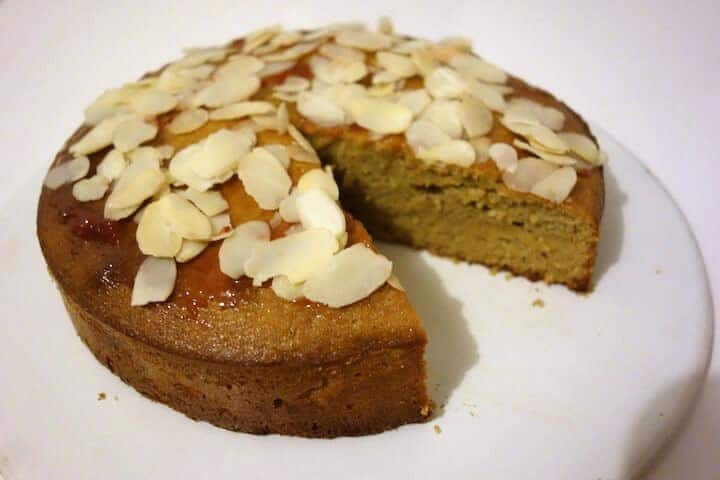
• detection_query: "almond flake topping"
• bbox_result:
[257,60,296,78]
[261,41,320,62]
[136,199,183,257]
[297,91,346,126]
[237,147,292,210]
[335,29,394,51]
[44,156,90,190]
[376,51,417,78]
[130,89,178,116]
[274,75,311,93]
[178,188,229,216]
[460,94,493,137]
[296,189,346,237]
[112,117,158,153]
[72,175,110,202]
[97,149,127,181]
[271,275,304,301]
[526,124,568,154]
[489,143,518,173]
[558,132,599,164]
[417,140,476,167]
[310,55,368,84]
[215,55,264,79]
[167,108,209,134]
[131,257,177,306]
[219,221,271,279]
[421,100,464,139]
[405,119,452,153]
[209,101,275,120]
[70,113,134,155]
[425,67,466,99]
[176,240,209,263]
[263,144,290,169]
[513,140,576,166]
[319,43,365,62]
[106,167,165,212]
[191,128,254,180]
[449,53,507,84]
[396,89,431,116]
[297,167,339,200]
[302,244,392,308]
[192,75,261,108]
[501,157,558,193]
[347,97,413,134]
[530,166,577,203]
[245,228,339,286]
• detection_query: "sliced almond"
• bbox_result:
[526,124,568,154]
[506,98,565,131]
[274,75,311,93]
[392,39,431,55]
[242,25,281,54]
[210,213,233,240]
[95,149,126,181]
[83,87,136,125]
[112,117,158,153]
[396,89,431,116]
[417,140,476,167]
[335,29,393,51]
[296,189,346,237]
[244,228,338,285]
[128,146,164,169]
[278,188,300,222]
[421,100,463,139]
[175,240,208,263]
[464,78,506,112]
[159,192,213,240]
[302,244,392,308]
[387,273,405,291]
[136,200,183,257]
[513,140,576,166]
[72,174,110,201]
[410,48,438,76]
[287,143,320,164]
[176,46,229,67]
[297,167,339,200]
[263,144,290,169]
[310,55,368,84]
[425,67,466,99]
[469,136,492,162]
[449,53,507,84]
[167,108,209,135]
[276,102,289,134]
[405,119,452,153]
[368,81,396,97]
[191,128,254,179]
[178,188,229,216]
[106,168,165,210]
[69,113,134,155]
[215,55,265,79]
[131,257,177,306]
[271,275,304,301]
[237,147,292,210]
[192,75,261,108]
[130,89,178,116]
[219,221,271,279]
[530,166,577,203]
[376,51,417,78]
[558,132,599,164]
[377,16,394,35]
[288,124,314,152]
[169,144,213,191]
[319,42,365,62]
[489,143,518,173]
[209,101,275,121]
[44,156,90,190]
[257,60,296,78]
[501,157,558,193]
[297,91,346,126]
[262,41,320,62]
[460,94,493,137]
[347,97,413,134]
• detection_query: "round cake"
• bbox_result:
[37,19,605,438]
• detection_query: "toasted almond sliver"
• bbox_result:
[83,88,136,125]
[489,143,518,173]
[376,51,417,78]
[167,109,209,134]
[310,55,368,84]
[106,168,165,210]
[69,113,134,155]
[237,147,292,210]
[279,188,300,222]
[191,128,254,180]
[302,244,392,308]
[130,89,178,116]
[297,167,339,200]
[242,25,281,54]
[449,53,507,84]
[263,144,290,169]
[131,257,177,306]
[210,213,233,240]
[244,228,338,286]
[96,149,127,181]
[368,82,396,97]
[169,145,212,191]
[128,146,164,168]
[335,29,394,51]
[178,188,229,216]
[502,157,558,193]
[347,97,413,134]
[271,276,304,301]
[469,136,492,162]
[176,46,229,67]
[112,117,158,153]
[219,221,271,279]
[136,200,183,257]
[506,98,565,131]
[296,189,346,237]
[209,101,275,121]
[405,119,452,154]
[417,140,476,167]
[558,132,599,164]
[392,39,431,55]
[274,75,311,93]
[410,48,438,76]
[44,156,90,190]
[297,91,347,127]
[216,55,265,79]
[460,94,493,137]
[372,70,401,85]
[258,60,296,78]
[464,78,506,112]
[319,43,365,62]
[276,102,289,134]
[72,175,110,202]
[160,192,213,240]
[377,16,394,35]
[288,124,314,152]
[396,89,431,116]
[530,166,577,203]
[421,100,463,139]
[425,67,466,99]
[526,124,568,154]
[175,240,208,263]
[192,75,261,108]
[287,143,321,164]
[261,41,320,62]
[513,140,577,166]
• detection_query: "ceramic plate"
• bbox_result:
[0,128,713,480]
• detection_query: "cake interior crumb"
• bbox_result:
[97,392,106,401]
[433,425,442,434]
[532,298,545,308]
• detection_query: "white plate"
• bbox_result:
[0,128,713,480]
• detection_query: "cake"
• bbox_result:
[37,19,605,438]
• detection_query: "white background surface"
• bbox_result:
[1,0,717,478]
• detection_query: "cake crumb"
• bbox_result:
[433,425,442,434]
[532,298,545,308]
[504,273,513,281]
[97,392,106,401]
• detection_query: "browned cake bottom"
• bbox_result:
[62,289,429,437]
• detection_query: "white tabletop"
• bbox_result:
[2,0,717,478]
